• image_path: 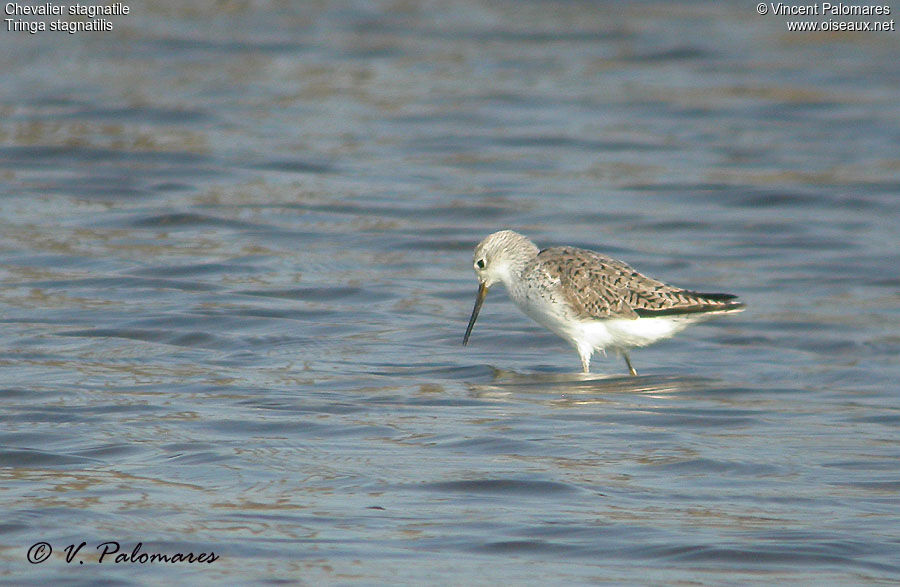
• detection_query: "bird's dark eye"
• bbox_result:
[476,259,485,269]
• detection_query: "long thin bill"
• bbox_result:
[462,282,488,345]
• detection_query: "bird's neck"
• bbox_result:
[496,253,533,291]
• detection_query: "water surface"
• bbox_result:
[1,1,899,584]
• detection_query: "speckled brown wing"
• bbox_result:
[532,247,743,321]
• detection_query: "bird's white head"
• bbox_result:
[463,230,539,345]
[471,230,539,289]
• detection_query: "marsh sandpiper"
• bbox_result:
[463,230,744,375]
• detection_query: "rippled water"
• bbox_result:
[2,1,899,584]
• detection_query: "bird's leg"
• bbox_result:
[622,352,638,376]
[578,347,591,373]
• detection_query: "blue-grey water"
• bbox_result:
[2,1,899,584]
